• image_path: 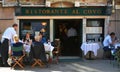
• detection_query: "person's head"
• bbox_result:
[34,35,42,42]
[12,23,18,31]
[13,34,19,43]
[39,32,43,35]
[26,32,30,38]
[39,32,43,37]
[110,32,115,38]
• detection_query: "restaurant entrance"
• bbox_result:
[54,19,82,56]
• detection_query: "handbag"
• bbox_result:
[7,57,12,66]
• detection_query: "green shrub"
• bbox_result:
[115,49,120,63]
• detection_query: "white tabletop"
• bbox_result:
[24,44,31,53]
[81,42,100,56]
[44,43,54,52]
[44,43,54,58]
[114,43,120,49]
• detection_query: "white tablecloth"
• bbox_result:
[114,43,120,49]
[44,43,54,58]
[24,44,31,53]
[44,43,54,52]
[81,43,100,56]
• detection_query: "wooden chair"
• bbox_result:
[11,42,25,69]
[52,39,60,64]
[30,42,46,68]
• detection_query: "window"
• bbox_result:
[87,19,104,27]
[2,0,46,7]
[86,19,104,42]
[20,0,45,5]
[19,19,49,40]
[3,0,17,6]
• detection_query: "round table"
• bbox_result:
[81,42,100,59]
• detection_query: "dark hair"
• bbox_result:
[39,32,43,35]
[110,32,115,35]
[26,32,30,34]
[12,23,18,27]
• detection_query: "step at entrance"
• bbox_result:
[59,56,82,62]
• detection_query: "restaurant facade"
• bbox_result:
[0,0,120,58]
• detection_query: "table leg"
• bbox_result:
[87,51,93,60]
[89,51,92,59]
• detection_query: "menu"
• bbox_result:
[86,27,102,34]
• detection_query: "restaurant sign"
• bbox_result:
[16,7,110,16]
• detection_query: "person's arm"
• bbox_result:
[11,28,17,43]
[8,46,12,57]
[109,38,116,45]
[113,37,118,43]
[108,37,113,45]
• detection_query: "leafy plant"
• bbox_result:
[115,49,120,63]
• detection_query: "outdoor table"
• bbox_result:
[44,43,54,63]
[110,43,120,55]
[81,42,100,59]
[114,43,120,49]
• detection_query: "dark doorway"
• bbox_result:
[54,19,82,56]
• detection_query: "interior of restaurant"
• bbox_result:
[54,19,82,56]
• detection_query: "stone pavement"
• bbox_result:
[0,59,120,72]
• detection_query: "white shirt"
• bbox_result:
[67,28,77,37]
[103,35,112,47]
[1,27,16,43]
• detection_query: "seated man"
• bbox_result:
[103,32,117,59]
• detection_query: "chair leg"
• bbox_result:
[12,61,24,69]
[11,57,24,69]
[48,57,52,63]
[31,61,37,67]
[53,53,59,64]
[31,59,44,68]
[56,54,59,64]
[37,60,44,67]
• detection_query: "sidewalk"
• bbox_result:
[0,59,120,72]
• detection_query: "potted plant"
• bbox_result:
[115,49,120,64]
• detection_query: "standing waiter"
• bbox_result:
[0,24,18,67]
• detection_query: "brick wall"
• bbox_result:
[0,7,15,39]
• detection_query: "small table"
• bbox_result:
[110,43,120,55]
[81,42,100,59]
[44,43,54,63]
[115,43,120,49]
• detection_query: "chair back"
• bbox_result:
[30,42,45,59]
[52,39,60,63]
[11,42,23,56]
[53,39,60,52]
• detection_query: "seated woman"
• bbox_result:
[9,35,24,56]
[22,32,32,64]
[9,35,25,67]
[22,32,32,56]
[30,35,48,65]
